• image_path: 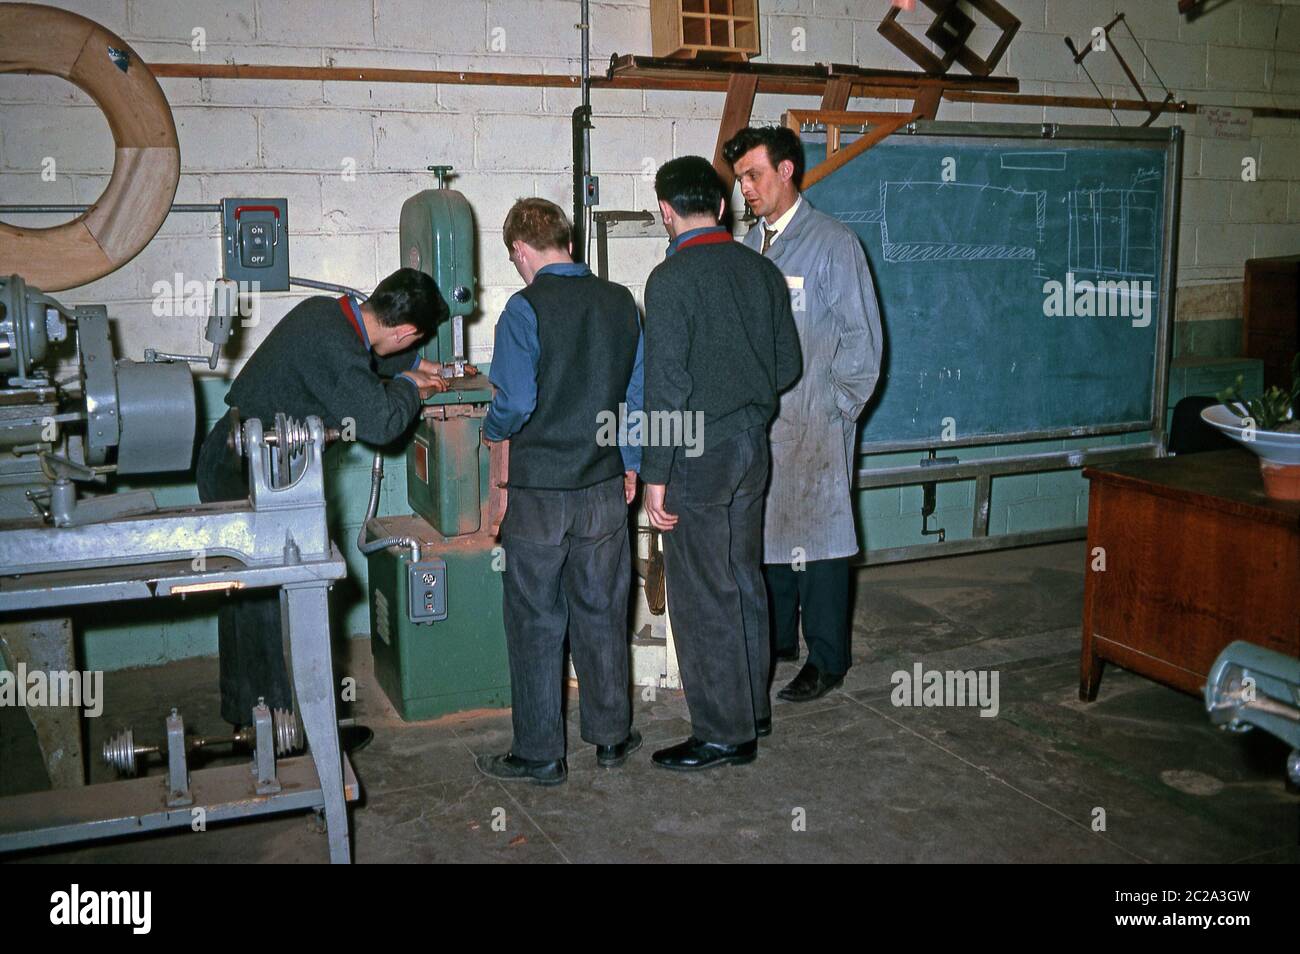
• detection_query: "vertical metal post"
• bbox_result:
[596,215,609,280]
[1153,125,1183,453]
[252,700,281,795]
[572,0,594,262]
[165,709,191,807]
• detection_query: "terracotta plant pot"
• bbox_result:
[1259,461,1300,502]
[1200,405,1300,502]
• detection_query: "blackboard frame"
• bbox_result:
[797,120,1183,563]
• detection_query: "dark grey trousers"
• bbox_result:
[765,557,852,676]
[662,424,771,746]
[500,473,631,762]
[196,416,295,726]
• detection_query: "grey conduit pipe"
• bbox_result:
[356,453,421,563]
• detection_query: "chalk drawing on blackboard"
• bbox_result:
[1068,179,1159,279]
[1000,151,1067,172]
[834,181,1047,264]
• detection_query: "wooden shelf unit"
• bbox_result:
[652,0,760,61]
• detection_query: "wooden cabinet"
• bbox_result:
[1080,450,1300,701]
[651,0,760,61]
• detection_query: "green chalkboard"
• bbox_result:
[802,123,1180,449]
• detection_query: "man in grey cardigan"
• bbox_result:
[724,125,884,703]
[642,156,801,770]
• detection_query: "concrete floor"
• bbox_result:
[4,541,1297,863]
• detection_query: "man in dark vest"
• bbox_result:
[476,197,643,785]
[196,267,450,738]
[641,157,802,771]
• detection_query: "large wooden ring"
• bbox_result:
[0,3,179,291]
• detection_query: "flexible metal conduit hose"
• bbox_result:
[356,453,421,562]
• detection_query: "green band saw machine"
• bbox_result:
[365,167,511,721]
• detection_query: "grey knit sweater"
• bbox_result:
[641,239,802,484]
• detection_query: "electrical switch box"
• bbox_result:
[408,559,448,623]
[221,198,289,291]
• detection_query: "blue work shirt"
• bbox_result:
[484,262,645,472]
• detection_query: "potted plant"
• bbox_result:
[1201,354,1300,501]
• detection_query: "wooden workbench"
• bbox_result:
[1080,449,1300,701]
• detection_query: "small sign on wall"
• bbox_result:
[1197,106,1253,141]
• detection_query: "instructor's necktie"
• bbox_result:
[761,226,778,255]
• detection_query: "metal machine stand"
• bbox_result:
[0,414,356,863]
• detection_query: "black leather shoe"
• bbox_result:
[596,728,643,767]
[774,647,800,662]
[651,736,757,771]
[755,717,772,738]
[475,752,567,785]
[777,663,844,702]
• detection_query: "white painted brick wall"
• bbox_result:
[1238,3,1282,48]
[2,105,114,174]
[127,0,257,44]
[1229,179,1290,224]
[375,0,487,53]
[1195,223,1255,266]
[257,0,374,45]
[375,110,475,171]
[476,114,570,170]
[174,107,261,171]
[1256,222,1300,257]
[2,0,1298,365]
[765,14,855,65]
[486,0,583,58]
[261,108,375,171]
[1142,40,1207,93]
[1207,45,1271,92]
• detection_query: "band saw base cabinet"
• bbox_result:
[368,515,510,721]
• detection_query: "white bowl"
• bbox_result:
[1200,404,1300,466]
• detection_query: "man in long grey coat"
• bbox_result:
[724,125,884,702]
